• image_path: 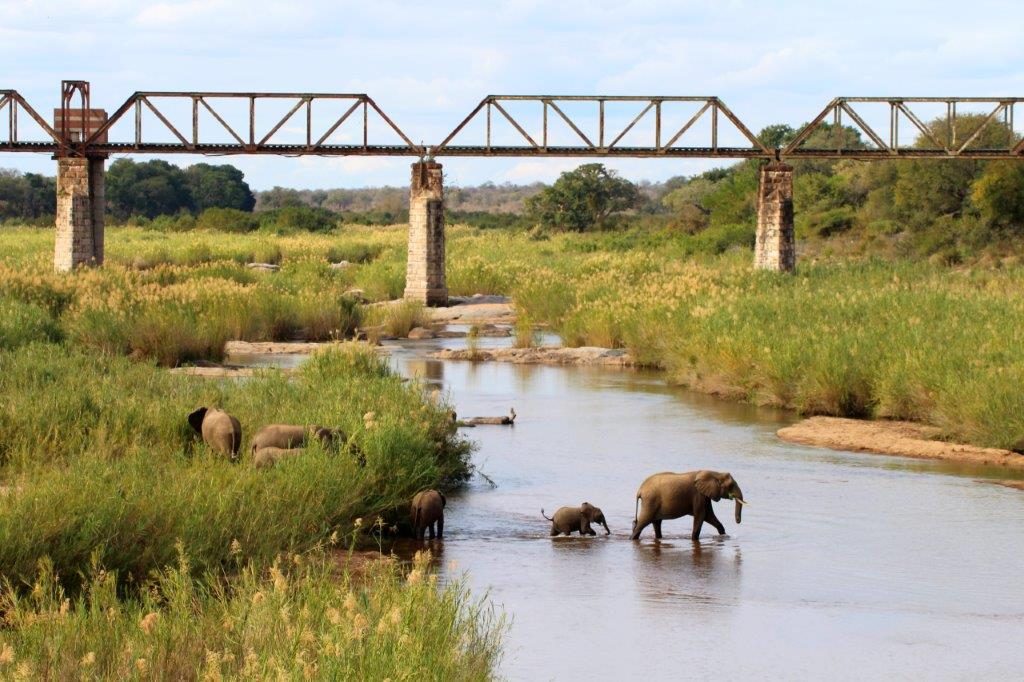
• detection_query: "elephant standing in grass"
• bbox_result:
[411,490,446,540]
[631,470,746,541]
[250,424,343,454]
[188,407,242,461]
[542,503,610,536]
[252,447,305,469]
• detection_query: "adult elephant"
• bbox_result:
[188,407,242,461]
[630,470,746,541]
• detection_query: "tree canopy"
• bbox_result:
[525,163,642,232]
[106,159,254,220]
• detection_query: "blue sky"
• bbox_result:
[2,0,1023,189]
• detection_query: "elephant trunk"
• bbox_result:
[602,520,611,535]
[733,485,744,524]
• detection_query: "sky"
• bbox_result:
[2,0,1023,190]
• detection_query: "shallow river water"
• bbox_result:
[236,334,1024,681]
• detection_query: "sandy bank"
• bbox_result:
[168,365,296,378]
[431,345,635,367]
[426,295,515,325]
[777,416,1024,470]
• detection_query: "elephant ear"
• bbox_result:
[695,471,723,501]
[187,407,208,434]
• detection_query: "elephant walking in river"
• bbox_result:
[542,503,610,536]
[631,470,746,541]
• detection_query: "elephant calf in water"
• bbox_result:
[411,490,446,540]
[188,407,242,461]
[542,502,610,536]
[631,470,747,541]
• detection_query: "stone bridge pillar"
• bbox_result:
[754,162,795,272]
[54,157,105,271]
[404,161,447,305]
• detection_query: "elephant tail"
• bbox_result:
[540,508,553,522]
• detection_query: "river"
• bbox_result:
[233,332,1024,681]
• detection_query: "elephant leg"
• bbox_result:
[550,526,559,536]
[653,520,663,539]
[631,510,655,540]
[437,516,444,540]
[417,525,426,541]
[704,501,725,535]
[428,522,436,540]
[691,508,705,541]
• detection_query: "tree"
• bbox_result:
[525,163,641,232]
[106,159,192,219]
[972,161,1024,232]
[184,163,255,212]
[0,169,56,220]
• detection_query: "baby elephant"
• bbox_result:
[411,489,446,540]
[250,424,343,455]
[542,502,610,536]
[252,446,304,469]
[188,407,242,461]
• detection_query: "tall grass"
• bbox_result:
[0,343,471,589]
[0,550,505,680]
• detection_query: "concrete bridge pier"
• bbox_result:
[404,160,448,305]
[54,156,105,271]
[754,162,795,272]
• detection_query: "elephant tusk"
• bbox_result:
[735,499,749,506]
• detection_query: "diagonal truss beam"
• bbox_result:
[784,97,1023,158]
[433,95,774,157]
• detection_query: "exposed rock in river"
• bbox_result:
[777,416,1024,470]
[431,345,634,367]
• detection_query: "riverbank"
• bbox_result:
[778,416,1024,470]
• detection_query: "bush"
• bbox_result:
[806,207,856,238]
[195,207,260,233]
[259,206,338,233]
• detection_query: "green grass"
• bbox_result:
[0,549,505,680]
[0,343,470,591]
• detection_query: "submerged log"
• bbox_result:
[460,408,516,427]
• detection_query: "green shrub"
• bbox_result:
[259,206,338,233]
[195,207,260,233]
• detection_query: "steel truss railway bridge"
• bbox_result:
[3,81,1022,301]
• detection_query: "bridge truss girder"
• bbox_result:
[0,84,1022,160]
